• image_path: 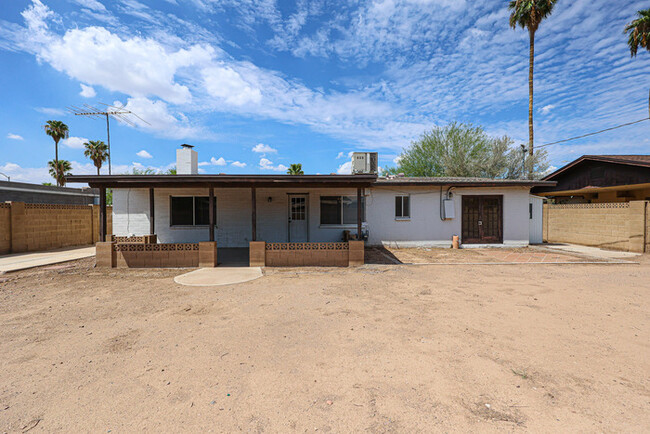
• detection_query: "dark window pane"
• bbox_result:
[342,196,365,224]
[320,196,341,225]
[194,196,216,226]
[402,196,410,217]
[395,196,402,217]
[171,197,193,226]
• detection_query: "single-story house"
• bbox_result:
[66,145,554,268]
[532,154,650,203]
[0,180,99,205]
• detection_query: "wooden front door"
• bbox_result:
[288,194,309,242]
[461,195,503,244]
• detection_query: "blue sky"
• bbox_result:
[0,0,648,183]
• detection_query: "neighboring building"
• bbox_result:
[67,146,554,257]
[0,180,99,205]
[532,155,650,203]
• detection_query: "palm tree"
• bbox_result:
[625,9,650,57]
[48,160,72,187]
[287,163,304,175]
[43,120,69,186]
[509,0,558,158]
[83,140,109,175]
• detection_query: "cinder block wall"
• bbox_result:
[0,203,11,255]
[543,201,648,252]
[1,202,113,254]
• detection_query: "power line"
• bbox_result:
[536,116,650,150]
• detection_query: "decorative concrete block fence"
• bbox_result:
[1,201,112,255]
[96,241,217,268]
[111,234,157,244]
[543,200,649,253]
[250,241,364,267]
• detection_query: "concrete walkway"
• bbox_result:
[543,243,641,260]
[174,267,263,286]
[0,246,96,274]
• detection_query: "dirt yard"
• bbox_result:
[1,253,649,432]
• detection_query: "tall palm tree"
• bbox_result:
[509,0,558,158]
[625,9,650,57]
[286,163,304,175]
[48,160,72,187]
[43,120,69,186]
[83,140,109,175]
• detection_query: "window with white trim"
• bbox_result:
[320,196,366,225]
[170,196,217,226]
[395,195,410,219]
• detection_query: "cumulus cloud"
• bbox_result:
[231,160,246,167]
[210,156,226,166]
[202,65,263,106]
[119,97,203,139]
[61,136,88,149]
[136,149,152,158]
[259,158,287,172]
[7,133,24,140]
[336,161,352,174]
[80,83,96,98]
[252,143,277,153]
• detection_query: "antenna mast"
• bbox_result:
[67,103,149,175]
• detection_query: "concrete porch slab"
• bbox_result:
[0,246,95,274]
[174,267,263,286]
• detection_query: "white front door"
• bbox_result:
[288,194,308,242]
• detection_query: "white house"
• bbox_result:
[68,146,554,267]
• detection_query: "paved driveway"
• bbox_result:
[0,246,95,274]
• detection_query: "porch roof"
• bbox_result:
[66,174,377,189]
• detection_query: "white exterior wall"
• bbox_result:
[366,186,531,247]
[528,195,544,244]
[112,187,365,247]
[113,185,531,247]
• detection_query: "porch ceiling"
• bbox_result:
[66,174,377,189]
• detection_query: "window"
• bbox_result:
[320,196,365,225]
[395,195,410,219]
[529,203,533,219]
[170,196,216,226]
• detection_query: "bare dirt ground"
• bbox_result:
[1,252,649,432]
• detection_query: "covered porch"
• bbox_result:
[67,174,376,268]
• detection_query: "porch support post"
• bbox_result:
[149,188,155,235]
[251,187,257,241]
[99,186,107,242]
[357,187,362,239]
[209,187,215,242]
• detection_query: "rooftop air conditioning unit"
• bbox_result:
[351,152,378,174]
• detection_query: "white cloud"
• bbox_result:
[35,107,65,116]
[252,143,277,153]
[119,97,203,139]
[336,161,352,174]
[393,156,402,164]
[210,156,226,166]
[539,104,555,115]
[61,136,88,149]
[136,149,152,158]
[336,151,354,159]
[79,83,96,98]
[259,157,287,172]
[71,0,107,12]
[7,133,24,140]
[231,160,246,167]
[202,65,263,106]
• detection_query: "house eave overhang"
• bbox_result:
[373,180,556,188]
[65,174,378,189]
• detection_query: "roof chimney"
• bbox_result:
[177,144,198,175]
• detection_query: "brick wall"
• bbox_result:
[251,241,365,267]
[0,202,113,254]
[647,203,650,253]
[96,242,212,268]
[0,203,10,255]
[543,201,648,252]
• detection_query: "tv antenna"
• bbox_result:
[67,102,150,175]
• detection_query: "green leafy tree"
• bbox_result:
[625,9,650,57]
[43,120,69,186]
[48,159,72,186]
[383,122,549,179]
[83,140,109,175]
[509,0,558,160]
[165,167,177,175]
[287,163,304,175]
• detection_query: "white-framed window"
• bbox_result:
[320,195,366,225]
[395,195,410,219]
[170,196,217,226]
